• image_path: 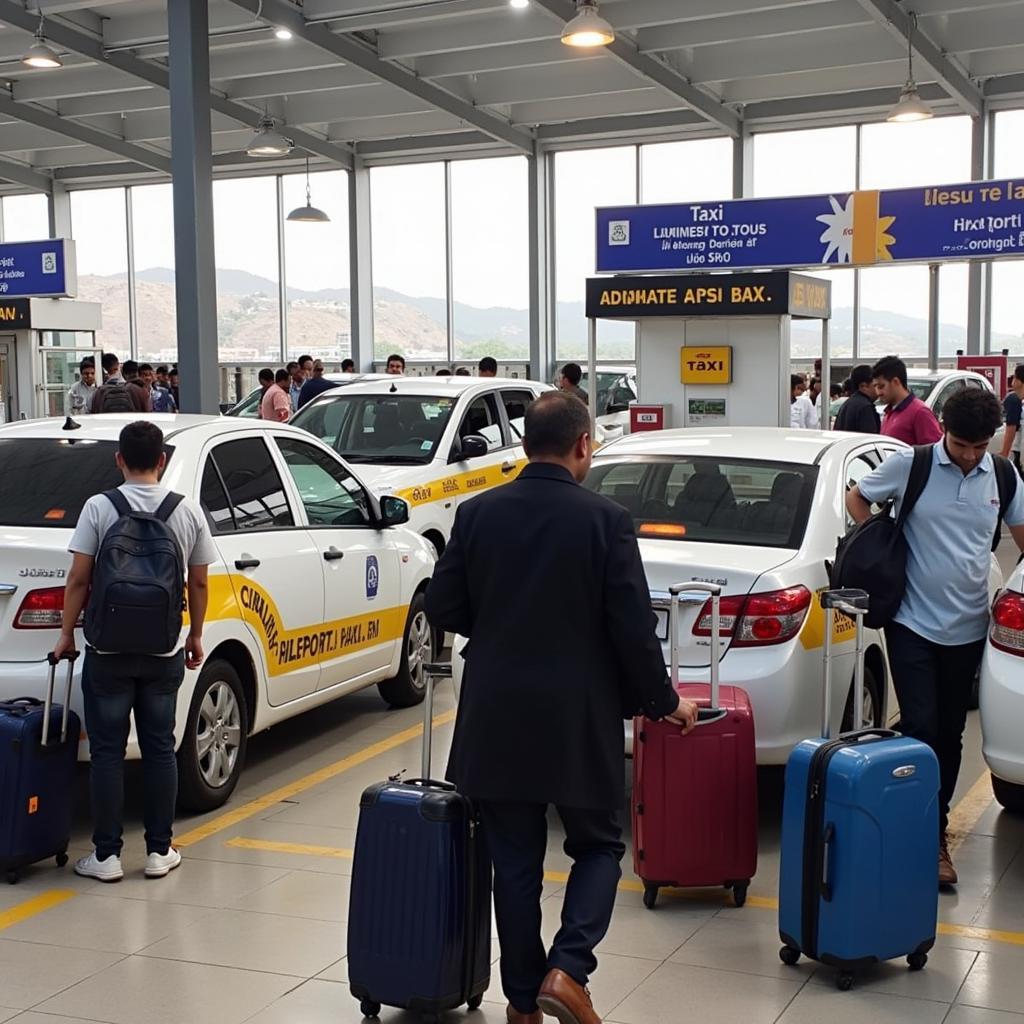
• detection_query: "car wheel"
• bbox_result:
[841,665,881,732]
[378,592,434,709]
[992,774,1024,814]
[177,659,248,813]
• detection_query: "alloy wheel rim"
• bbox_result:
[196,680,242,788]
[407,610,432,691]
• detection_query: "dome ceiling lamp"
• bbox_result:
[287,155,331,223]
[560,0,614,48]
[21,8,62,69]
[247,113,294,158]
[887,11,933,123]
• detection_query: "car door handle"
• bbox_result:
[501,460,517,474]
[234,558,260,570]
[323,547,345,561]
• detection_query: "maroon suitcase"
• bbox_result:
[632,582,758,909]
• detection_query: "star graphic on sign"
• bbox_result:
[816,195,855,264]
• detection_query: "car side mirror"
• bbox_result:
[452,434,489,462]
[379,495,410,528]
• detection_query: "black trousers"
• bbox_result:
[886,623,986,835]
[477,801,625,1015]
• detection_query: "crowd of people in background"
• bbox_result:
[69,353,179,416]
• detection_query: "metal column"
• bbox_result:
[276,176,288,363]
[586,317,597,429]
[125,188,139,360]
[444,161,455,367]
[348,161,374,372]
[47,183,72,239]
[528,150,553,383]
[928,264,940,369]
[966,113,988,355]
[168,0,219,414]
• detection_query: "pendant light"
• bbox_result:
[560,0,614,48]
[247,114,294,158]
[21,10,62,69]
[887,11,933,123]
[287,155,331,223]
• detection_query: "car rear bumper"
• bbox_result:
[980,644,1024,785]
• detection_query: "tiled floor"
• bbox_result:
[1,683,1024,1024]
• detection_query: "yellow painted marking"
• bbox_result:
[0,889,76,930]
[938,922,1024,947]
[226,838,353,859]
[394,459,528,509]
[175,709,457,848]
[852,189,881,265]
[947,771,996,854]
[799,588,856,651]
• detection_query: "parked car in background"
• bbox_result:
[578,365,637,445]
[223,373,384,418]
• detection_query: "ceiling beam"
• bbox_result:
[0,155,51,191]
[853,0,983,116]
[528,0,740,136]
[222,0,535,153]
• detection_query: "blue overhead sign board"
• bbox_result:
[0,239,77,298]
[596,178,1024,274]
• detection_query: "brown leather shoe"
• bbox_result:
[939,837,958,886]
[537,968,601,1024]
[507,1005,543,1024]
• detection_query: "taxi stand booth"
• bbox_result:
[583,271,833,434]
[0,297,102,423]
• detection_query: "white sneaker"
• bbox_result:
[144,848,182,879]
[74,850,124,883]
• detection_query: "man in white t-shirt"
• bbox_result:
[53,421,217,883]
[790,374,818,429]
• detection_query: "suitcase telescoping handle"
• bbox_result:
[820,589,869,740]
[667,582,727,723]
[419,661,452,781]
[43,650,79,747]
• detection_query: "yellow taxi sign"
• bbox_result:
[681,346,732,385]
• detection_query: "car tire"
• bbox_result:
[841,665,882,732]
[378,592,433,709]
[177,659,249,813]
[992,774,1024,814]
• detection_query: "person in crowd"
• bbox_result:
[1000,363,1024,476]
[426,392,697,1024]
[809,377,823,426]
[386,353,406,375]
[256,368,274,419]
[298,360,338,409]
[789,374,817,429]
[121,361,154,413]
[558,363,588,405]
[92,355,151,414]
[436,368,452,376]
[286,361,304,411]
[827,382,845,421]
[155,366,171,389]
[53,421,215,882]
[168,367,180,409]
[68,357,97,415]
[847,389,1024,886]
[455,367,471,376]
[341,358,355,373]
[144,364,177,414]
[834,364,881,434]
[872,355,942,445]
[298,354,314,381]
[100,351,120,383]
[478,357,498,378]
[262,369,292,423]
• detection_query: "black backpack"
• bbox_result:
[84,490,186,655]
[95,383,135,414]
[832,446,1018,629]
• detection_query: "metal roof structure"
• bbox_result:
[0,0,1021,192]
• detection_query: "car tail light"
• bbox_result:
[693,586,812,648]
[991,591,1024,656]
[13,587,72,629]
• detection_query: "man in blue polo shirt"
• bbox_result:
[847,388,1024,887]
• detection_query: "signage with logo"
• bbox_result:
[687,399,727,425]
[0,298,31,328]
[681,346,732,384]
[629,404,668,433]
[957,354,1009,392]
[0,239,77,299]
[365,555,379,600]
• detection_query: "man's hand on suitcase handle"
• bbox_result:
[664,694,700,734]
[52,632,76,663]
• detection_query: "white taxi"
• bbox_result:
[291,376,552,555]
[578,364,637,446]
[0,414,436,810]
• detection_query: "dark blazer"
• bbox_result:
[834,390,881,434]
[425,462,678,811]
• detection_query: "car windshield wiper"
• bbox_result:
[338,453,429,465]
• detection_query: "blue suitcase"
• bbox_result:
[347,662,491,1021]
[778,591,939,990]
[0,653,80,884]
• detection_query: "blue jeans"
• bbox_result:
[82,650,184,859]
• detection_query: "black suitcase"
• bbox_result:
[0,652,80,884]
[347,662,491,1022]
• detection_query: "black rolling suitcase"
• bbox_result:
[0,652,80,884]
[347,662,491,1022]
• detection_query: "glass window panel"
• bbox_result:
[276,437,371,527]
[2,194,49,241]
[640,138,733,204]
[214,177,281,365]
[939,263,969,357]
[859,264,931,360]
[994,110,1024,178]
[450,157,529,363]
[370,163,447,361]
[211,437,294,531]
[860,116,972,189]
[554,146,637,364]
[281,169,350,363]
[130,184,178,365]
[751,127,857,197]
[70,188,130,356]
[990,112,1024,355]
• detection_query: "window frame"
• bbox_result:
[452,390,509,460]
[497,387,538,445]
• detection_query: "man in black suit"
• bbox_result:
[833,363,881,434]
[426,392,697,1024]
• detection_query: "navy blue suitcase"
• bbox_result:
[777,591,939,990]
[347,662,491,1021]
[0,652,80,884]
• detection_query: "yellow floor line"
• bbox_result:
[175,709,456,848]
[226,837,353,860]
[947,771,995,854]
[938,922,1024,947]
[0,890,76,931]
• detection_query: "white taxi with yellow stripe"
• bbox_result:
[0,414,436,811]
[290,376,552,555]
[584,427,910,762]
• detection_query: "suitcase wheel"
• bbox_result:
[56,852,68,868]
[359,999,381,1019]
[837,972,854,991]
[642,884,658,910]
[779,946,801,967]
[907,953,928,972]
[732,882,749,908]
[467,994,483,1011]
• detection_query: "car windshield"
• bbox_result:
[907,378,938,401]
[291,394,456,464]
[227,388,263,418]
[0,438,174,527]
[579,371,635,414]
[585,456,817,548]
